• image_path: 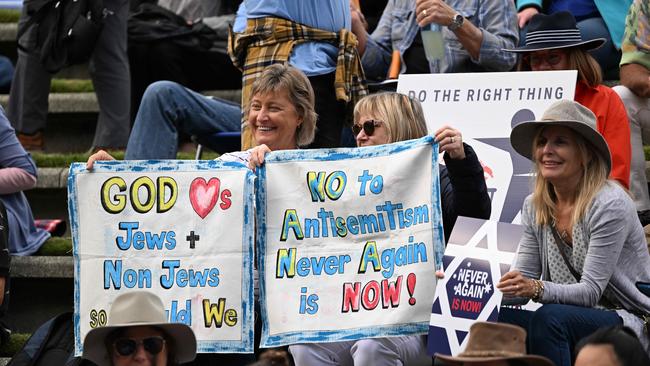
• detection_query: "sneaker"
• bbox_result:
[17,131,44,151]
[638,210,650,227]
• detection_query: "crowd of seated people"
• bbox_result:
[5,0,650,365]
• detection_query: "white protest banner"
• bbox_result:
[257,136,445,347]
[427,216,523,356]
[397,71,577,223]
[68,160,255,354]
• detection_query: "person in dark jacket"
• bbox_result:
[353,92,491,242]
[289,91,491,366]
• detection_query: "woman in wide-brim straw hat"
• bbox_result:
[503,11,632,202]
[495,100,650,366]
[435,321,553,366]
[82,291,197,366]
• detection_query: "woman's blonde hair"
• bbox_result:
[531,126,609,227]
[245,63,317,147]
[519,47,603,87]
[353,92,428,143]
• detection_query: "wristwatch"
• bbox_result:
[448,13,464,31]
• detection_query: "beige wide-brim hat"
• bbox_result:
[509,99,612,175]
[435,322,554,366]
[82,291,197,366]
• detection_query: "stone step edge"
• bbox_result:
[33,157,650,190]
[0,23,16,42]
[0,89,241,114]
[10,255,73,278]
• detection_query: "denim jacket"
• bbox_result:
[363,0,519,80]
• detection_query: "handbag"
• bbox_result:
[17,0,105,73]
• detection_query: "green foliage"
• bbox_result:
[32,151,219,168]
[36,237,72,256]
[0,333,29,357]
[50,79,94,93]
[0,9,20,23]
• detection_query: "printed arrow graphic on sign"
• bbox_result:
[189,177,221,219]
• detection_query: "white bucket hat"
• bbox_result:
[509,99,611,175]
[82,291,196,365]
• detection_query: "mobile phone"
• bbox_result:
[636,282,650,297]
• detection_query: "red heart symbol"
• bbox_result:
[189,177,221,219]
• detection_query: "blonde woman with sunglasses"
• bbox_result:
[289,92,491,366]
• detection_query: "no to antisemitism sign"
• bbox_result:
[257,136,445,347]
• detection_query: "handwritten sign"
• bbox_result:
[428,216,523,356]
[68,160,255,354]
[397,71,577,223]
[257,137,445,347]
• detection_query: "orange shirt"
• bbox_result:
[575,81,631,189]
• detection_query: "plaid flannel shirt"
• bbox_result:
[228,16,367,149]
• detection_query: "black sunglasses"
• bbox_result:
[113,336,166,357]
[352,120,383,136]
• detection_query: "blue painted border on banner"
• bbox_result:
[256,136,445,347]
[68,159,255,354]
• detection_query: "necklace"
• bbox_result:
[553,221,571,244]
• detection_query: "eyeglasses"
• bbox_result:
[526,52,565,67]
[352,120,383,136]
[113,336,166,357]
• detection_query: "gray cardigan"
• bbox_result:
[515,182,650,350]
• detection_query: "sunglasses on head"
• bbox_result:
[352,120,383,136]
[113,336,166,357]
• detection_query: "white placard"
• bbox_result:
[398,71,577,223]
[68,160,255,354]
[257,137,445,347]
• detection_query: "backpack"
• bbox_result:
[7,312,92,366]
[17,0,106,73]
[128,3,226,54]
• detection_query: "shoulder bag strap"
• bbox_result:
[550,226,582,282]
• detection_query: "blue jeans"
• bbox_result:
[499,304,622,366]
[125,81,241,159]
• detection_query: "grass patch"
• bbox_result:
[0,9,20,23]
[36,237,72,256]
[645,145,650,161]
[0,333,29,357]
[32,150,220,168]
[50,79,94,93]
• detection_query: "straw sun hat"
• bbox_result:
[509,99,611,175]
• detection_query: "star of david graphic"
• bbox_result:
[476,109,536,223]
[428,218,521,356]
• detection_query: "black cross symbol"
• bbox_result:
[186,231,200,249]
